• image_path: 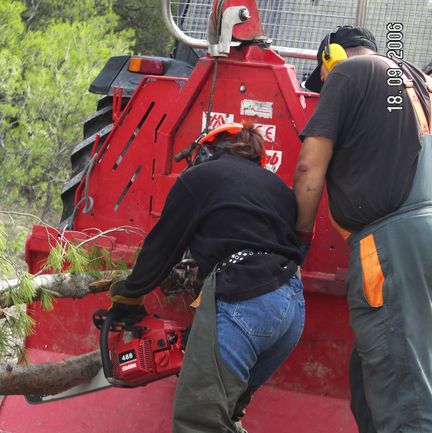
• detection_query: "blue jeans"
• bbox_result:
[216,274,305,389]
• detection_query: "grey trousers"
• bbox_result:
[347,131,432,433]
[172,272,248,433]
[347,208,432,433]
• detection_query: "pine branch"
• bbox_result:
[0,271,130,308]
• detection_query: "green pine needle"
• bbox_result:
[40,289,54,310]
[11,273,37,306]
[44,242,65,273]
[65,244,90,274]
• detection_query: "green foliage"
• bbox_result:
[0,222,40,362]
[0,227,15,279]
[85,245,129,277]
[64,243,92,275]
[113,0,174,56]
[0,0,172,363]
[0,220,132,362]
[8,273,36,306]
[0,219,27,279]
[39,288,55,311]
[0,0,135,220]
[44,242,64,274]
[0,0,176,221]
[0,305,35,364]
[45,241,91,275]
[21,0,114,29]
[19,0,174,56]
[0,2,25,127]
[44,240,128,276]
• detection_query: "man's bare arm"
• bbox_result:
[293,136,334,233]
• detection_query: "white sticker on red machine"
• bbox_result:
[255,123,276,142]
[202,112,235,131]
[265,150,282,173]
[240,99,273,119]
[121,362,137,372]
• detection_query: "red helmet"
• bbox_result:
[198,122,244,144]
[174,122,266,167]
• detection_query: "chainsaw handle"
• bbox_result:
[100,313,115,380]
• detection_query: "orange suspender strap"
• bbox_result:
[328,211,352,241]
[406,84,430,135]
[376,55,431,134]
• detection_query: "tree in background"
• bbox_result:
[0,0,174,368]
[21,0,114,31]
[113,0,174,56]
[20,0,173,57]
[0,1,135,221]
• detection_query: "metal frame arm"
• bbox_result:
[161,0,316,59]
[161,0,208,49]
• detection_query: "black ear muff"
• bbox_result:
[192,144,213,166]
[322,29,348,72]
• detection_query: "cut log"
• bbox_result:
[0,271,129,308]
[0,350,101,395]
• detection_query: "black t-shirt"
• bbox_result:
[116,153,301,300]
[300,54,430,232]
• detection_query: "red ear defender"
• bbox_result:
[260,149,267,168]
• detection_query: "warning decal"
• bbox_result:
[265,150,282,173]
[202,112,235,131]
[255,124,276,143]
[240,99,273,119]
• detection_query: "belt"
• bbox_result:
[215,249,272,272]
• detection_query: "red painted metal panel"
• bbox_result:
[0,350,356,433]
[0,386,357,433]
[73,77,187,235]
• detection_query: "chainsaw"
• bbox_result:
[26,310,186,403]
[93,309,186,387]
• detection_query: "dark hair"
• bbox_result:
[212,122,265,164]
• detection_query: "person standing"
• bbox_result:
[109,122,305,432]
[294,26,432,432]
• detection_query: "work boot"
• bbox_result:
[235,420,248,433]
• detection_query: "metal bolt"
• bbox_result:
[239,7,250,21]
[239,84,247,93]
[168,334,178,344]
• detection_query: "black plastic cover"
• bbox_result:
[89,55,195,97]
[89,56,129,94]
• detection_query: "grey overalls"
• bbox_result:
[345,61,432,433]
[172,271,249,433]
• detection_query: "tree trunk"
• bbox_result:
[0,350,101,395]
[0,271,129,308]
[40,178,53,222]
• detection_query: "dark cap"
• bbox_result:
[305,26,378,93]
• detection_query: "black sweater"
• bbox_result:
[116,153,302,300]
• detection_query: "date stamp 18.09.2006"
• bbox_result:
[386,22,405,113]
